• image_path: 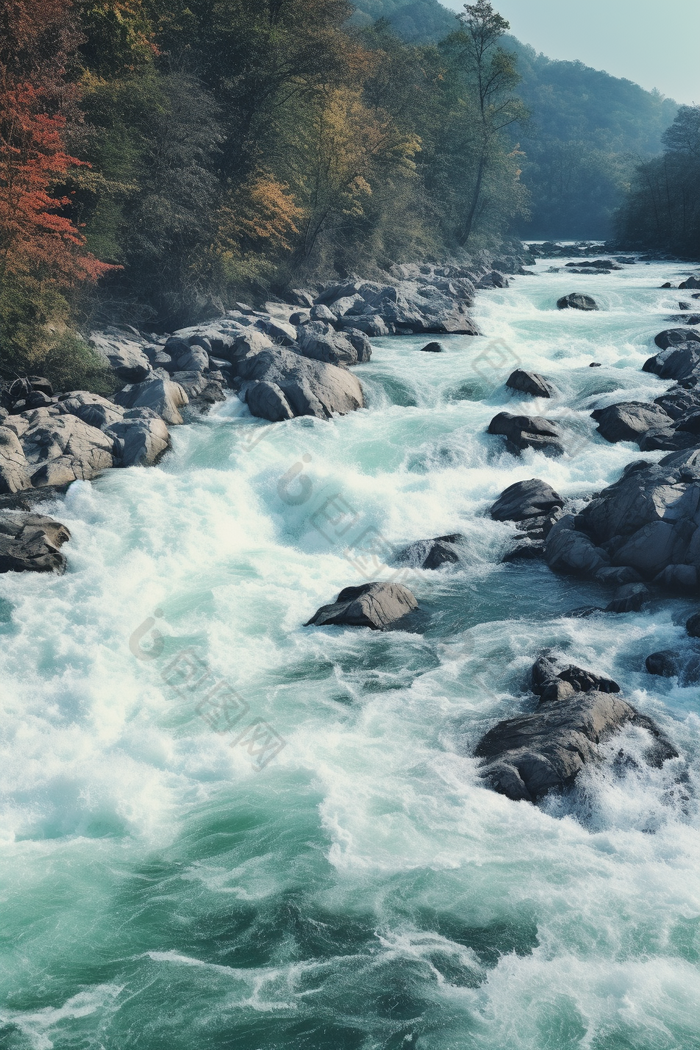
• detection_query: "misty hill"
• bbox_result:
[352,0,678,237]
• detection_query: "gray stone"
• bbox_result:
[419,341,444,353]
[19,412,115,487]
[0,427,32,493]
[645,650,679,677]
[506,369,556,398]
[55,392,124,430]
[255,317,298,346]
[491,478,564,522]
[239,347,363,421]
[686,611,700,637]
[643,343,700,381]
[545,514,610,576]
[605,582,650,613]
[105,417,170,467]
[488,412,565,455]
[476,690,676,803]
[653,328,700,351]
[114,378,189,426]
[304,582,418,630]
[395,534,464,570]
[592,401,674,444]
[90,328,152,382]
[0,512,71,573]
[557,294,598,311]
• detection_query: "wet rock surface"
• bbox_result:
[0,512,71,574]
[475,655,679,804]
[304,582,419,630]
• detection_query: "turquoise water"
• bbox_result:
[1,259,699,1049]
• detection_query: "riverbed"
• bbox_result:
[1,256,699,1049]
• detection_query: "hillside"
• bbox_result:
[352,0,678,237]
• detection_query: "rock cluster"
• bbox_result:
[475,653,678,803]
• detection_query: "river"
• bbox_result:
[1,255,699,1049]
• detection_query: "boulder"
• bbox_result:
[605,582,650,613]
[55,391,124,430]
[114,378,189,425]
[419,341,444,353]
[557,294,598,311]
[679,275,700,289]
[477,271,509,289]
[255,317,298,346]
[304,582,418,630]
[0,427,32,493]
[531,652,620,702]
[506,369,556,399]
[487,412,565,456]
[490,478,564,522]
[653,328,700,351]
[686,612,700,637]
[239,347,363,421]
[0,512,71,573]
[646,650,680,677]
[105,416,170,467]
[643,342,700,382]
[297,328,360,367]
[592,401,674,444]
[476,690,677,803]
[90,328,152,383]
[20,411,115,488]
[395,534,464,570]
[310,304,337,322]
[337,314,389,337]
[545,514,610,576]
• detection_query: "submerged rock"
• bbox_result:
[304,582,418,630]
[556,293,598,311]
[0,512,71,573]
[419,341,444,353]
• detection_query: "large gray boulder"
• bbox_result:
[545,514,610,577]
[491,478,564,522]
[532,652,620,702]
[0,512,71,573]
[506,369,556,398]
[487,412,565,456]
[297,327,364,367]
[643,342,700,382]
[557,293,598,311]
[90,328,152,383]
[654,328,700,350]
[0,427,32,493]
[19,410,115,488]
[239,347,363,421]
[114,378,189,426]
[105,415,170,467]
[55,391,124,430]
[476,690,677,803]
[305,582,418,630]
[592,401,675,444]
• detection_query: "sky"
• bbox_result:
[441,0,700,105]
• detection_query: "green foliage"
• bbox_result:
[616,105,700,258]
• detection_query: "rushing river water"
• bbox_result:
[1,256,699,1050]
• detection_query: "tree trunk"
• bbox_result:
[459,152,486,248]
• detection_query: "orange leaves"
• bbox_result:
[0,0,114,291]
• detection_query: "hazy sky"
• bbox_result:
[441,0,700,105]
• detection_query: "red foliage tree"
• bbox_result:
[0,0,112,295]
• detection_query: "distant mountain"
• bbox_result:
[350,0,678,237]
[350,0,457,41]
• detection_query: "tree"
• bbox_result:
[0,0,113,374]
[450,1,526,245]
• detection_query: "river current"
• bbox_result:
[1,257,699,1049]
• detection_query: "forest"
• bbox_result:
[0,0,689,391]
[616,104,700,259]
[1,0,532,388]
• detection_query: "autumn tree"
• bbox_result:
[0,0,112,379]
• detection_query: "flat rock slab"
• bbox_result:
[557,294,598,311]
[476,690,678,803]
[304,582,418,630]
[0,512,71,573]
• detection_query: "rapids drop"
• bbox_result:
[1,257,699,1050]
